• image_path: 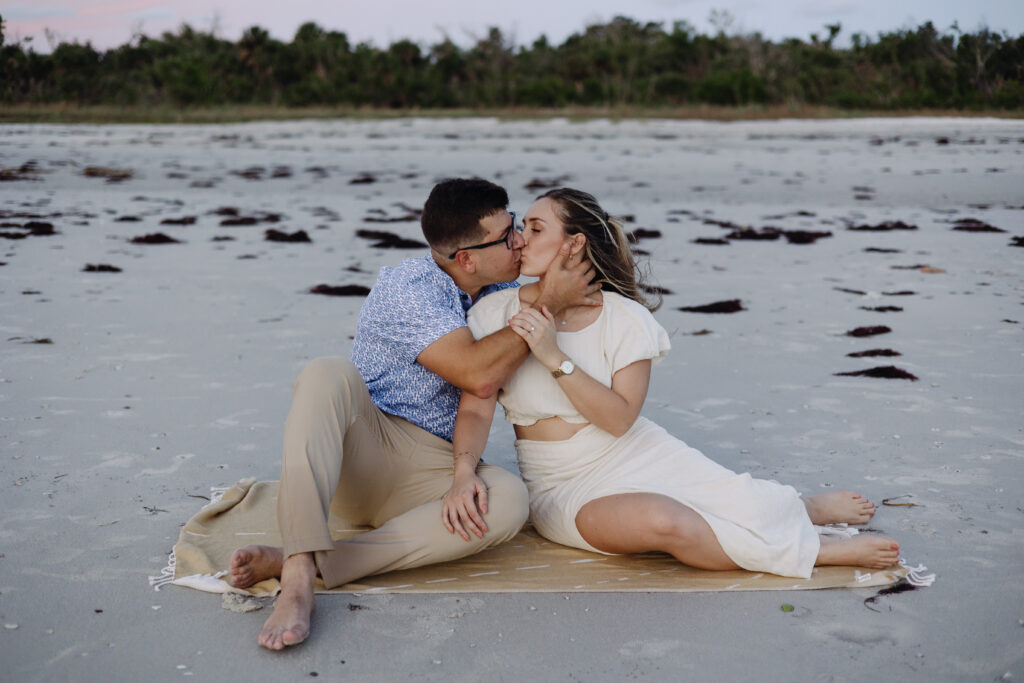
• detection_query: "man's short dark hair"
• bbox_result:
[421,178,509,254]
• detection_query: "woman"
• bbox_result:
[443,188,899,578]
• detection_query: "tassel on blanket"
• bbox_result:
[149,549,176,591]
[899,559,936,587]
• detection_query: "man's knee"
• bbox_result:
[482,471,529,540]
[295,357,363,397]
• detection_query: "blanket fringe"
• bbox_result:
[147,485,233,592]
[149,549,176,591]
[899,559,936,587]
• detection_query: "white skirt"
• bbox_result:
[515,417,820,578]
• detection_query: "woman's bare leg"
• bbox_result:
[803,491,876,525]
[575,493,740,571]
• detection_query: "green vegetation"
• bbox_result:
[1,15,1021,116]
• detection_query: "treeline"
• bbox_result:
[1,15,1022,110]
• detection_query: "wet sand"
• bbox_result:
[1,117,1022,680]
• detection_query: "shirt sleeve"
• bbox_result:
[467,289,516,340]
[370,268,467,363]
[606,295,672,374]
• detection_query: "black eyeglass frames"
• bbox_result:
[448,211,520,260]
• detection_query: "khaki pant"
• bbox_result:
[277,357,529,588]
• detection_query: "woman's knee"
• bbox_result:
[647,503,703,547]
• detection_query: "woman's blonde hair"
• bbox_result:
[539,188,661,312]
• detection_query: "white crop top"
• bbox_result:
[467,289,671,426]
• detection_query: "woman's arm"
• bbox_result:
[508,306,650,437]
[442,390,500,541]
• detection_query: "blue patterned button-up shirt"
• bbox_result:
[351,254,518,442]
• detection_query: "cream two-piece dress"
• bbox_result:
[468,289,820,578]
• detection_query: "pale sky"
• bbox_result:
[3,0,1021,53]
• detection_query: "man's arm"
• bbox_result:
[417,325,528,399]
[419,245,601,399]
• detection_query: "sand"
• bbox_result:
[1,116,1022,681]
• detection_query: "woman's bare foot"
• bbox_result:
[804,491,875,525]
[816,535,900,570]
[229,545,284,588]
[258,553,316,650]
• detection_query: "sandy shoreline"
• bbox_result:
[1,117,1022,680]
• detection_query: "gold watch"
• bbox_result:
[551,359,575,378]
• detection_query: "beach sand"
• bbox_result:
[1,117,1022,680]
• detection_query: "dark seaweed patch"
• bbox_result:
[693,237,729,245]
[160,216,197,226]
[130,233,181,244]
[626,228,662,242]
[848,348,901,357]
[364,204,421,223]
[951,218,1005,233]
[678,299,744,314]
[848,221,917,232]
[354,229,427,249]
[835,365,917,380]
[309,284,371,296]
[864,578,919,612]
[890,264,930,270]
[212,207,239,216]
[863,247,902,253]
[116,215,142,222]
[349,173,378,185]
[83,166,134,183]
[726,227,781,241]
[782,230,832,244]
[232,167,265,180]
[271,166,292,178]
[211,236,235,242]
[641,284,674,295]
[846,326,891,337]
[265,229,312,243]
[0,161,42,182]
[220,216,259,226]
[833,287,867,295]
[524,175,571,191]
[1010,236,1024,248]
[859,306,903,313]
[882,290,915,296]
[83,264,122,272]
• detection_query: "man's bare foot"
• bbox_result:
[804,491,875,525]
[816,535,900,570]
[229,545,283,588]
[258,553,316,650]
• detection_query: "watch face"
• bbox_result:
[560,360,574,374]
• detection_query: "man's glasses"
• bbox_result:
[448,212,520,260]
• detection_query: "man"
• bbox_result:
[229,178,597,649]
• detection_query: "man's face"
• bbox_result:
[468,209,523,284]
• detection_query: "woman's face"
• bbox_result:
[520,197,571,277]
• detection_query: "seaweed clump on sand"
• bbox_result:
[130,233,180,244]
[846,326,891,337]
[848,349,901,358]
[848,221,917,232]
[835,366,918,380]
[678,299,744,314]
[859,306,903,313]
[626,228,662,243]
[0,221,58,239]
[1010,236,1024,248]
[83,166,134,183]
[524,175,571,191]
[781,230,832,244]
[83,264,122,272]
[265,229,312,243]
[725,227,781,241]
[355,230,427,249]
[309,284,371,297]
[864,578,920,612]
[0,161,43,182]
[364,204,422,223]
[160,216,197,226]
[693,237,729,245]
[951,218,1005,232]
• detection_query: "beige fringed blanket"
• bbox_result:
[155,478,911,595]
